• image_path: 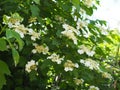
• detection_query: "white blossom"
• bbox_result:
[80,58,99,70]
[74,78,84,85]
[32,43,49,54]
[76,19,88,30]
[62,24,80,44]
[25,60,38,73]
[102,72,113,80]
[13,24,28,38]
[28,29,40,41]
[83,0,94,8]
[47,53,64,64]
[64,60,79,72]
[77,45,95,56]
[88,85,99,90]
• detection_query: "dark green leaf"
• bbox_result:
[0,60,11,75]
[30,5,40,17]
[0,73,6,90]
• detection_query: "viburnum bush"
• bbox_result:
[0,0,120,90]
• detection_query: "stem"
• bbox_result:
[0,24,7,35]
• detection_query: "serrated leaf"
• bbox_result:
[0,38,7,51]
[12,48,19,66]
[0,60,11,75]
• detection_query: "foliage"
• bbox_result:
[0,0,120,90]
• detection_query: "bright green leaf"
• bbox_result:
[33,0,40,5]
[17,38,24,51]
[0,38,7,51]
[12,48,19,66]
[71,0,80,11]
[6,29,20,39]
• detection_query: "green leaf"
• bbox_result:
[6,29,24,51]
[0,73,6,90]
[3,15,9,24]
[33,0,40,5]
[17,38,24,51]
[30,5,40,17]
[0,60,10,89]
[6,29,20,39]
[0,38,7,51]
[0,60,11,75]
[12,48,19,66]
[71,0,80,11]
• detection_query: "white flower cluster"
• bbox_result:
[88,85,99,90]
[3,13,23,28]
[102,72,113,80]
[95,23,108,36]
[25,60,38,73]
[47,53,64,64]
[78,45,95,57]
[13,24,29,38]
[3,14,40,40]
[74,78,84,85]
[32,43,49,55]
[80,58,99,70]
[61,24,80,44]
[28,29,40,41]
[76,19,88,30]
[82,0,95,8]
[64,60,79,72]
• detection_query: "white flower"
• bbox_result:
[28,29,40,41]
[32,43,49,54]
[80,59,85,64]
[71,6,76,15]
[76,19,88,30]
[3,14,23,28]
[83,0,94,8]
[88,85,99,90]
[74,78,84,85]
[86,51,95,57]
[13,24,28,38]
[77,45,95,56]
[80,58,99,70]
[102,72,113,80]
[62,24,80,44]
[75,63,79,68]
[78,49,84,54]
[64,60,79,72]
[25,60,38,73]
[47,53,64,64]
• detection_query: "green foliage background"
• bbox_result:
[0,0,120,90]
